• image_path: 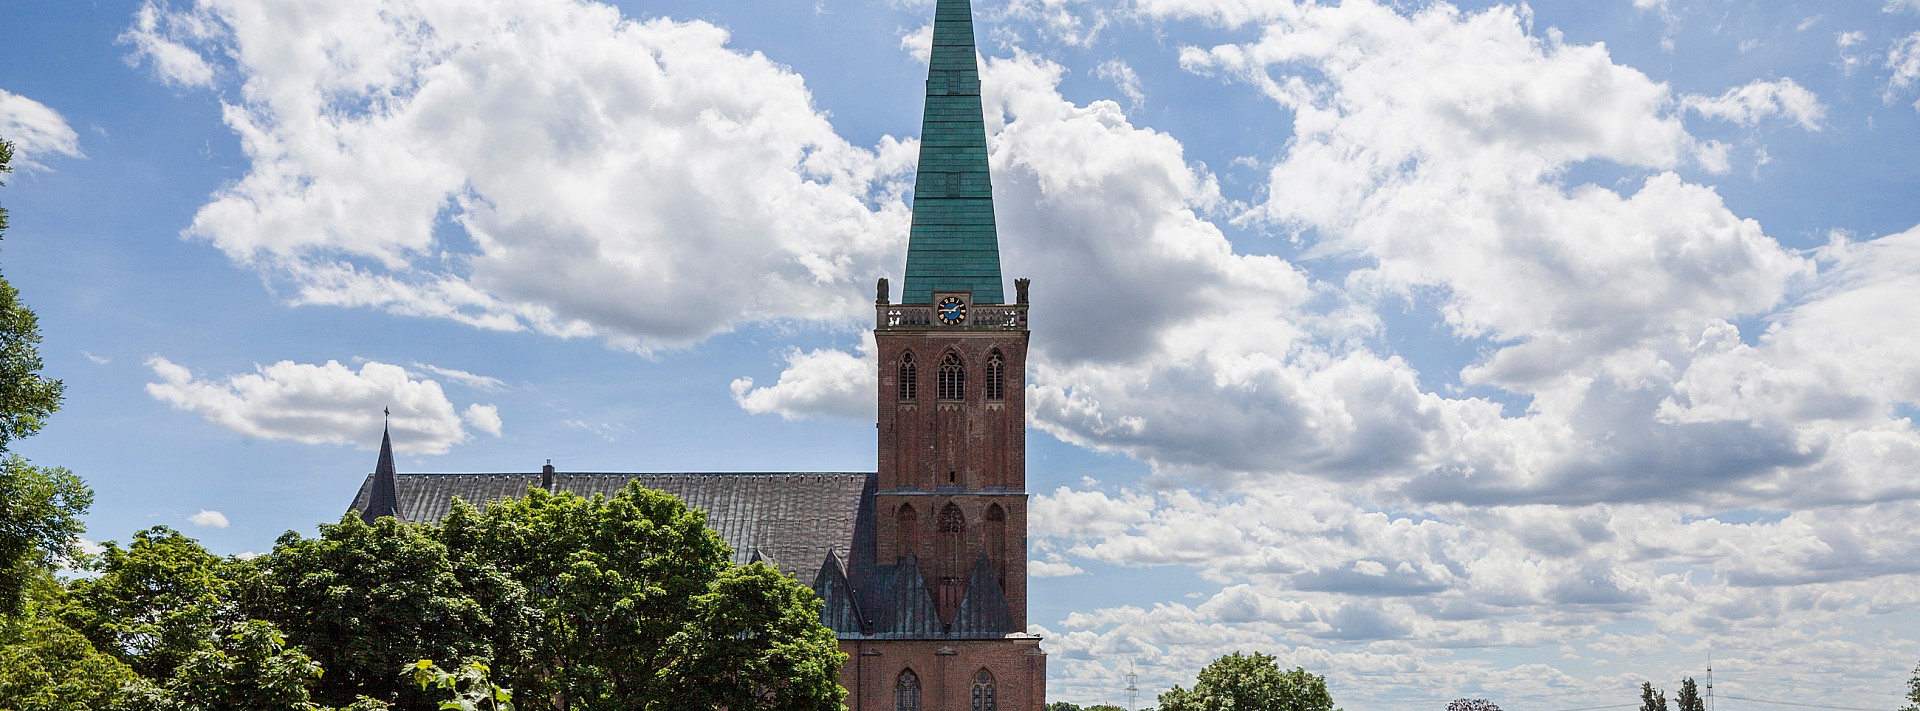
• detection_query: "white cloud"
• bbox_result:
[1890,31,1920,108]
[0,89,84,170]
[1095,59,1145,107]
[187,509,230,528]
[731,333,876,421]
[461,403,503,437]
[82,351,112,365]
[1888,0,1920,14]
[1030,484,1920,706]
[145,356,499,454]
[119,2,216,88]
[1683,77,1826,130]
[901,23,934,64]
[132,0,917,352]
[1029,559,1086,578]
[410,363,507,392]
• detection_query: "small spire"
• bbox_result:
[361,413,402,523]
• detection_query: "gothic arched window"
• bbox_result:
[896,669,921,711]
[985,504,1007,585]
[896,504,920,560]
[986,350,1005,401]
[938,503,966,579]
[938,352,965,400]
[971,669,997,711]
[899,352,918,401]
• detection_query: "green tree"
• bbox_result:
[1157,651,1340,711]
[0,137,91,619]
[659,561,848,710]
[63,526,242,680]
[0,139,65,452]
[250,513,488,708]
[1674,677,1703,711]
[1639,682,1669,711]
[1447,700,1502,711]
[441,482,843,710]
[0,455,90,616]
[0,573,144,710]
[1901,661,1919,711]
[154,619,326,710]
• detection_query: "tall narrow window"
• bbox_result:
[896,669,921,711]
[896,504,920,560]
[985,504,1007,585]
[986,350,1005,401]
[971,669,997,711]
[898,352,917,401]
[938,352,965,400]
[937,503,966,577]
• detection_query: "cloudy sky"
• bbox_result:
[5,0,1920,708]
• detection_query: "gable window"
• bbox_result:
[899,352,918,401]
[986,350,1005,401]
[971,669,996,711]
[896,669,922,711]
[938,352,965,400]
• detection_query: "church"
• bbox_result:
[348,1,1046,708]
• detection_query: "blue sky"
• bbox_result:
[4,0,1920,708]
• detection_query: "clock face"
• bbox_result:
[936,296,967,325]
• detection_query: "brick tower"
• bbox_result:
[837,0,1046,708]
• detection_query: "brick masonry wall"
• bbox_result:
[838,638,1048,711]
[875,324,1032,627]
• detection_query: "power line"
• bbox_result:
[1717,694,1890,711]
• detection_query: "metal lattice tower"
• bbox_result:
[1125,665,1139,711]
[1706,654,1715,711]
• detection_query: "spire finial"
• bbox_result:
[362,416,402,524]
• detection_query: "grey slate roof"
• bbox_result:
[350,471,873,569]
[349,469,1021,639]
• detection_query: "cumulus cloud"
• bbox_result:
[730,333,877,421]
[1683,77,1826,129]
[131,0,917,352]
[145,357,500,454]
[1891,31,1920,108]
[461,404,504,437]
[1031,484,1920,704]
[187,509,229,528]
[0,89,84,169]
[119,2,216,87]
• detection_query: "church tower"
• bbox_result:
[842,0,1045,708]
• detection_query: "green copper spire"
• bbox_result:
[902,0,1004,305]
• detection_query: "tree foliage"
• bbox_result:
[1674,677,1704,711]
[251,513,488,708]
[0,574,143,710]
[1901,661,1920,711]
[1639,682,1669,711]
[0,455,90,616]
[63,526,242,680]
[1447,699,1503,711]
[1157,651,1340,711]
[0,138,67,453]
[0,138,88,619]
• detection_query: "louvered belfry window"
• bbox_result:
[972,669,996,711]
[896,669,921,711]
[899,352,918,401]
[938,352,965,400]
[985,350,1005,401]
